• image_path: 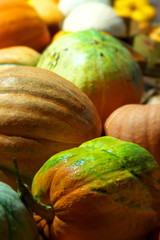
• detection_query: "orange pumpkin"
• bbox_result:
[0,66,102,189]
[30,136,160,240]
[104,104,160,164]
[0,0,51,51]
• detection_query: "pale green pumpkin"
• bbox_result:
[37,30,144,124]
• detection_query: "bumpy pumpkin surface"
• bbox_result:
[37,29,144,123]
[0,0,51,51]
[32,136,160,240]
[0,181,39,240]
[104,104,160,164]
[0,66,101,189]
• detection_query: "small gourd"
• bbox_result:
[104,104,160,164]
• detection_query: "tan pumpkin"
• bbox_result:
[0,0,51,51]
[104,104,160,164]
[0,66,102,189]
[0,46,41,71]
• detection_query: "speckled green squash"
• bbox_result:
[0,181,40,240]
[37,30,144,123]
[32,136,160,240]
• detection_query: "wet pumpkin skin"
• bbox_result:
[37,30,144,124]
[0,66,101,189]
[32,136,160,240]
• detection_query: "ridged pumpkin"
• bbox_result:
[31,136,160,240]
[37,30,144,124]
[0,181,40,240]
[0,0,51,51]
[0,46,41,72]
[0,66,101,189]
[104,104,160,164]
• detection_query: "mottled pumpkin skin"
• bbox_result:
[0,181,39,240]
[104,104,160,164]
[0,66,101,189]
[0,0,51,51]
[32,136,160,240]
[37,30,144,124]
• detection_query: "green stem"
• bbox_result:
[13,157,55,222]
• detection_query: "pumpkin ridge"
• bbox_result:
[0,73,93,105]
[0,133,85,145]
[0,90,90,115]
[0,102,99,142]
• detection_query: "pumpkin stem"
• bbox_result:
[13,157,55,222]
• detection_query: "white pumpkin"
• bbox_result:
[58,0,111,16]
[61,2,127,37]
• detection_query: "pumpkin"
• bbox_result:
[37,30,144,124]
[0,181,40,240]
[61,3,127,37]
[31,136,160,240]
[104,104,160,164]
[0,0,51,51]
[58,0,111,16]
[27,0,64,26]
[0,46,41,72]
[52,30,72,41]
[0,66,101,189]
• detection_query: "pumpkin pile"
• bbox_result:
[0,0,159,240]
